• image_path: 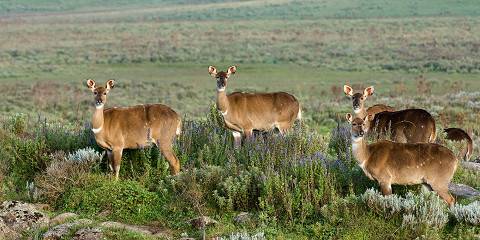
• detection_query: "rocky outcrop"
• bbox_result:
[449,183,480,198]
[73,227,103,240]
[0,201,49,239]
[43,219,93,240]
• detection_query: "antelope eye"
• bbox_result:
[94,92,98,95]
[103,93,107,95]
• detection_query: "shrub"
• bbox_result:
[220,232,265,240]
[35,148,102,204]
[1,133,51,191]
[451,201,480,225]
[3,113,27,135]
[35,120,95,153]
[61,175,164,224]
[362,188,449,233]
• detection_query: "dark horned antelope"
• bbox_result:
[344,84,436,143]
[346,113,458,206]
[444,128,474,161]
[208,66,301,147]
[86,79,182,179]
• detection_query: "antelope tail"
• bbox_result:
[296,105,302,120]
[429,128,437,143]
[176,119,182,136]
[465,133,473,161]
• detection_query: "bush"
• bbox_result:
[1,133,51,191]
[35,147,102,204]
[362,188,449,233]
[61,175,164,224]
[451,201,480,226]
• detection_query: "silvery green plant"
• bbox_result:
[220,232,265,240]
[66,147,102,163]
[362,188,448,231]
[451,201,480,225]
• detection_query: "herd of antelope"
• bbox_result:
[86,66,473,206]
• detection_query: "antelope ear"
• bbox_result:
[86,79,96,92]
[363,86,374,97]
[208,66,217,77]
[345,113,353,123]
[343,85,353,96]
[227,66,237,76]
[106,79,115,90]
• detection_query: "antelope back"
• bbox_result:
[370,109,435,143]
[100,104,181,149]
[226,92,300,129]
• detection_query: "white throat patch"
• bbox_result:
[217,88,226,92]
[351,136,363,143]
[92,126,103,134]
[354,109,362,114]
[95,104,104,109]
[221,110,228,116]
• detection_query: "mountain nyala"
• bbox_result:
[347,113,458,206]
[86,79,182,179]
[208,65,301,147]
[344,84,436,143]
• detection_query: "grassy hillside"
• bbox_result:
[2,0,480,18]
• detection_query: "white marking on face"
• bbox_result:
[96,104,104,109]
[92,126,102,134]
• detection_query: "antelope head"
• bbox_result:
[208,66,236,91]
[346,113,370,142]
[344,85,374,114]
[86,79,115,109]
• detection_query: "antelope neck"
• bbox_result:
[354,108,367,119]
[91,105,104,132]
[216,89,229,114]
[351,137,369,166]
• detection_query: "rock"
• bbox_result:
[461,161,480,172]
[51,212,78,225]
[100,221,152,235]
[73,227,103,240]
[233,212,251,224]
[449,183,480,198]
[0,218,20,240]
[43,219,93,240]
[0,201,49,232]
[189,216,217,229]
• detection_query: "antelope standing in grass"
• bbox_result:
[346,113,458,206]
[344,84,436,143]
[444,127,474,161]
[208,66,301,147]
[86,79,182,179]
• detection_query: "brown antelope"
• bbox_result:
[346,113,458,206]
[343,85,395,119]
[444,128,473,161]
[86,79,182,179]
[344,84,436,143]
[208,66,301,147]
